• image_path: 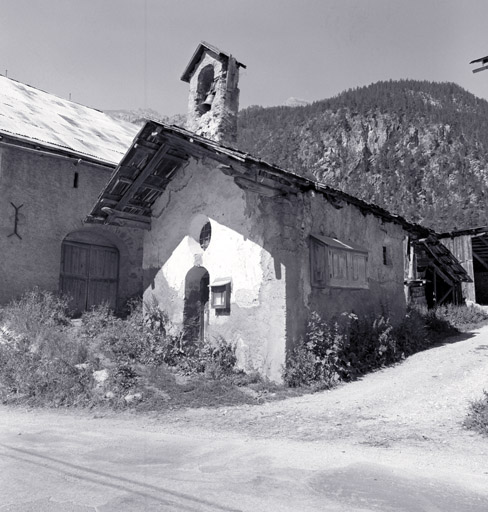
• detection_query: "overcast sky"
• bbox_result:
[2,0,488,115]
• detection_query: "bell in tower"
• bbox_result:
[181,42,246,144]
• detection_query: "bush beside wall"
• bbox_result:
[284,304,488,389]
[0,290,243,408]
[1,290,487,410]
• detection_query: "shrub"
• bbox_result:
[200,336,237,379]
[0,291,94,406]
[418,306,458,337]
[0,288,69,345]
[284,308,431,388]
[169,335,238,379]
[432,303,488,332]
[284,312,354,388]
[464,391,488,436]
[0,291,264,409]
[393,307,430,356]
[79,300,178,369]
[347,314,397,373]
[283,343,319,388]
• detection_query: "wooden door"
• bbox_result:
[60,241,119,313]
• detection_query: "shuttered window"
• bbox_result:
[310,235,368,289]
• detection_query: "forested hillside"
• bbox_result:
[236,80,488,232]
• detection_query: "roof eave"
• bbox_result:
[180,41,246,83]
[0,131,119,167]
[87,120,434,238]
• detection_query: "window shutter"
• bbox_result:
[310,234,369,289]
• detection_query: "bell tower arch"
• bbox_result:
[181,41,246,144]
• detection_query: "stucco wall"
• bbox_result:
[0,144,143,307]
[306,192,407,322]
[144,159,408,382]
[144,158,286,381]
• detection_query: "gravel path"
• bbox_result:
[160,327,487,438]
[141,325,488,485]
[1,327,488,510]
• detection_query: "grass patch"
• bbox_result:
[427,303,488,332]
[464,391,488,436]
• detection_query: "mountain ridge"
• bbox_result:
[107,80,488,232]
[236,80,488,232]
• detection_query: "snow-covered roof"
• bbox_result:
[0,75,139,165]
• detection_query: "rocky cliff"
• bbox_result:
[237,80,488,232]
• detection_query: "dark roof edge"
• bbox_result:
[146,120,433,238]
[181,41,246,83]
[416,237,472,283]
[438,226,488,238]
[0,131,117,168]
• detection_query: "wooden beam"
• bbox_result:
[135,141,188,164]
[473,252,488,271]
[234,176,283,197]
[115,145,170,211]
[100,195,152,212]
[139,181,165,192]
[431,262,454,287]
[136,139,160,151]
[434,268,437,302]
[408,240,416,280]
[101,193,123,202]
[107,209,151,226]
[117,176,133,185]
[165,153,188,164]
[438,287,453,306]
[473,64,488,73]
[100,197,118,206]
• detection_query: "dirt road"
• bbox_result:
[1,327,488,511]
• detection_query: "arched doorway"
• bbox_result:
[183,266,210,344]
[60,231,119,314]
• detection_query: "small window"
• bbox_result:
[383,246,392,266]
[73,172,79,188]
[310,235,368,289]
[211,279,231,311]
[199,222,212,250]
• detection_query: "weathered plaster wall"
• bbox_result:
[306,192,407,322]
[144,159,408,382]
[144,159,287,381]
[0,144,143,306]
[245,187,407,352]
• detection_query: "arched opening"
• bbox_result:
[196,64,215,114]
[199,221,212,250]
[183,266,210,344]
[60,230,119,314]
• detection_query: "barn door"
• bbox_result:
[60,241,119,313]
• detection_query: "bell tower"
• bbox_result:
[181,42,246,144]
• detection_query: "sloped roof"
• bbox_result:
[181,41,246,83]
[311,234,367,254]
[0,75,139,165]
[86,119,434,238]
[416,237,472,283]
[438,226,488,238]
